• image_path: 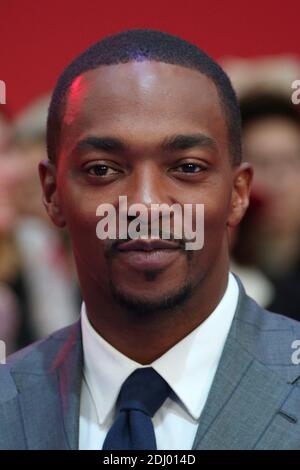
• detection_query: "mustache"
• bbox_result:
[104,231,188,254]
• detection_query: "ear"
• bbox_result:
[227,162,253,228]
[38,160,66,227]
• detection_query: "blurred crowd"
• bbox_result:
[1,55,300,354]
[0,98,80,354]
[224,56,300,320]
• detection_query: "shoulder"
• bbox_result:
[235,289,300,335]
[232,286,300,382]
[0,321,81,403]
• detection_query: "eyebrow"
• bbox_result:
[75,136,127,153]
[161,133,217,152]
[72,132,217,156]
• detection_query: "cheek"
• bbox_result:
[190,195,231,268]
[187,182,232,234]
[200,190,232,261]
[63,194,98,234]
[206,196,231,229]
[176,185,231,273]
[57,177,105,255]
[65,209,103,266]
[203,202,230,254]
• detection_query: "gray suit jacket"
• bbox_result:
[1,278,300,450]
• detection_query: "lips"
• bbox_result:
[115,238,182,271]
[117,238,181,252]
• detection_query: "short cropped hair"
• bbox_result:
[47,29,242,165]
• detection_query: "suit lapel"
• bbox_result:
[192,334,292,449]
[12,322,83,450]
[56,323,83,449]
[12,371,69,449]
[192,277,300,450]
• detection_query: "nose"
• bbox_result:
[127,162,168,207]
[118,162,175,229]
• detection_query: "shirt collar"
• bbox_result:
[81,272,239,424]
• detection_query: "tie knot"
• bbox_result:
[116,368,170,417]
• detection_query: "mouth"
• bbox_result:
[115,238,183,271]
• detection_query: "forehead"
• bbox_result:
[61,61,228,154]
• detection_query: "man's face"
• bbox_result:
[41,61,251,312]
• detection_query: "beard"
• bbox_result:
[109,274,193,317]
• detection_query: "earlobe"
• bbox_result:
[227,162,253,228]
[39,160,66,228]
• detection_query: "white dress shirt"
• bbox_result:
[79,272,239,450]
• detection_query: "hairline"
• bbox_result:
[52,59,240,167]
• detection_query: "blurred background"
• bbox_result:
[1,0,300,353]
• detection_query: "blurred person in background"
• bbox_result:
[11,95,80,346]
[0,107,22,353]
[231,92,300,320]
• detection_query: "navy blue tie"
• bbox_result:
[102,367,171,450]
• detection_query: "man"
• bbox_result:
[1,29,300,450]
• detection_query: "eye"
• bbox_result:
[85,164,120,177]
[174,162,206,174]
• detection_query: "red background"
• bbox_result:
[1,0,299,115]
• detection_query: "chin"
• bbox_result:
[109,278,193,316]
